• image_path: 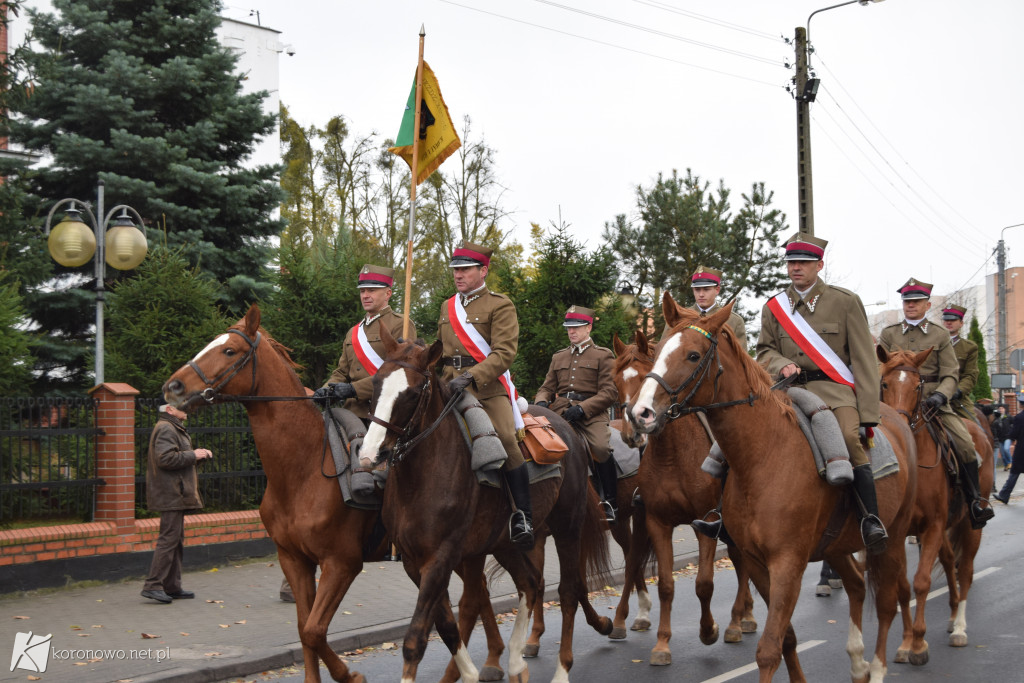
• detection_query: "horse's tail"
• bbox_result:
[947,515,970,568]
[580,481,614,592]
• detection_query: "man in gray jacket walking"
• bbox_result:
[141,403,212,603]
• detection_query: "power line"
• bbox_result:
[633,0,779,41]
[440,0,782,88]
[530,0,780,66]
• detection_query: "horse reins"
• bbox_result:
[882,363,948,469]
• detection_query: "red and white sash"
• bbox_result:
[351,322,385,376]
[766,292,855,388]
[447,295,525,430]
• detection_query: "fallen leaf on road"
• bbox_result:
[206,599,224,604]
[234,620,247,625]
[204,652,221,657]
[74,662,87,666]
[87,657,102,663]
[342,610,352,615]
[266,562,275,567]
[381,643,396,650]
[219,624,231,629]
[13,615,29,620]
[70,625,82,630]
[632,659,643,663]
[180,632,190,636]
[141,633,160,639]
[77,633,90,637]
[208,567,219,573]
[117,679,133,682]
[828,620,837,624]
[27,676,41,681]
[91,625,103,629]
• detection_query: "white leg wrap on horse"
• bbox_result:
[507,594,530,676]
[846,619,869,680]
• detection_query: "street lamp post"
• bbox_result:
[792,0,885,236]
[44,180,147,385]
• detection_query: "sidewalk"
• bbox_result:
[1,524,711,683]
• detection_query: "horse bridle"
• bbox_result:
[643,325,755,421]
[367,361,463,465]
[187,329,261,403]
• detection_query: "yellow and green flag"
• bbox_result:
[388,61,461,186]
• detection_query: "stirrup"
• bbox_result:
[692,510,723,540]
[599,500,617,524]
[509,510,534,550]
[631,488,643,506]
[859,515,888,556]
[969,500,994,529]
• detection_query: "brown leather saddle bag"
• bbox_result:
[522,413,568,465]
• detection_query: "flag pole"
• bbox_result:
[402,26,426,341]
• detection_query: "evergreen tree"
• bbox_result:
[1,0,284,391]
[0,270,36,395]
[969,316,991,401]
[105,245,230,397]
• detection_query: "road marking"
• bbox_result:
[905,566,1001,609]
[700,640,826,682]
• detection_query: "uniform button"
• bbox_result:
[797,352,804,356]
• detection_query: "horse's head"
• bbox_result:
[613,329,654,448]
[360,322,443,467]
[163,305,268,410]
[629,292,733,434]
[877,345,932,423]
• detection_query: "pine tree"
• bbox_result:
[0,270,36,395]
[1,0,283,391]
[969,316,991,401]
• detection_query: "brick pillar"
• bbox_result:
[89,383,139,533]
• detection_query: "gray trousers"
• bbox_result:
[143,510,185,593]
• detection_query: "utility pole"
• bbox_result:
[794,26,815,236]
[998,239,1008,372]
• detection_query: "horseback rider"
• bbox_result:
[438,241,534,550]
[534,305,619,523]
[313,265,417,419]
[687,265,747,344]
[940,304,980,423]
[878,279,995,529]
[755,233,888,554]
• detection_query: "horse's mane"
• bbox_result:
[667,305,794,420]
[229,322,303,370]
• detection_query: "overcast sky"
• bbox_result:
[14,1,1024,316]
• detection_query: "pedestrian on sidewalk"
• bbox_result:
[141,402,213,603]
[995,396,1024,505]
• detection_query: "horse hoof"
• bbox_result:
[724,626,743,643]
[480,665,505,681]
[631,617,651,631]
[509,669,529,683]
[894,648,909,663]
[909,647,929,666]
[650,650,672,666]
[815,584,831,597]
[949,633,968,648]
[609,626,628,640]
[699,623,720,646]
[828,578,844,589]
[348,673,366,683]
[522,643,540,658]
[740,617,758,633]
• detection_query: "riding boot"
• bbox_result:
[505,464,534,550]
[595,457,619,524]
[851,464,888,555]
[960,459,994,529]
[691,470,735,546]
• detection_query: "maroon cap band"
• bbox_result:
[565,311,594,324]
[358,272,393,287]
[942,307,965,319]
[452,247,490,267]
[785,241,825,258]
[691,272,721,286]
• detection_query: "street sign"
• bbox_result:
[991,373,1017,389]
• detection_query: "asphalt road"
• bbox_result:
[222,502,1023,683]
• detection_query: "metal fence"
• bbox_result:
[134,398,265,517]
[0,397,101,528]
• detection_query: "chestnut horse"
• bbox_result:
[360,325,613,683]
[630,301,917,682]
[161,306,505,683]
[612,326,757,665]
[877,347,992,663]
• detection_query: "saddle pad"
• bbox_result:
[609,425,640,478]
[862,426,899,480]
[477,460,563,488]
[324,407,382,510]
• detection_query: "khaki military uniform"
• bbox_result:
[534,342,618,462]
[756,279,881,467]
[325,307,416,419]
[950,335,979,422]
[690,303,747,345]
[438,286,523,468]
[878,319,977,462]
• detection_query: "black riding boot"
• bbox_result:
[960,459,994,529]
[595,457,619,524]
[692,469,735,546]
[851,464,888,555]
[506,464,534,550]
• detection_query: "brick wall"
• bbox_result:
[0,384,271,575]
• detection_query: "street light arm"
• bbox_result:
[104,205,147,235]
[1000,222,1024,241]
[43,198,98,236]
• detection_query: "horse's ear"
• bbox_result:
[663,291,683,329]
[876,344,889,364]
[379,320,400,356]
[243,304,260,337]
[635,329,650,356]
[612,333,625,356]
[426,339,443,370]
[912,347,933,366]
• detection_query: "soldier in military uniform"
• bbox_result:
[941,304,980,423]
[878,280,994,528]
[688,266,747,344]
[313,265,417,419]
[534,305,619,522]
[437,241,534,549]
[754,233,887,553]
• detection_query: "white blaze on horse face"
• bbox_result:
[632,332,682,421]
[192,334,228,363]
[360,370,410,466]
[622,366,638,381]
[898,370,908,385]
